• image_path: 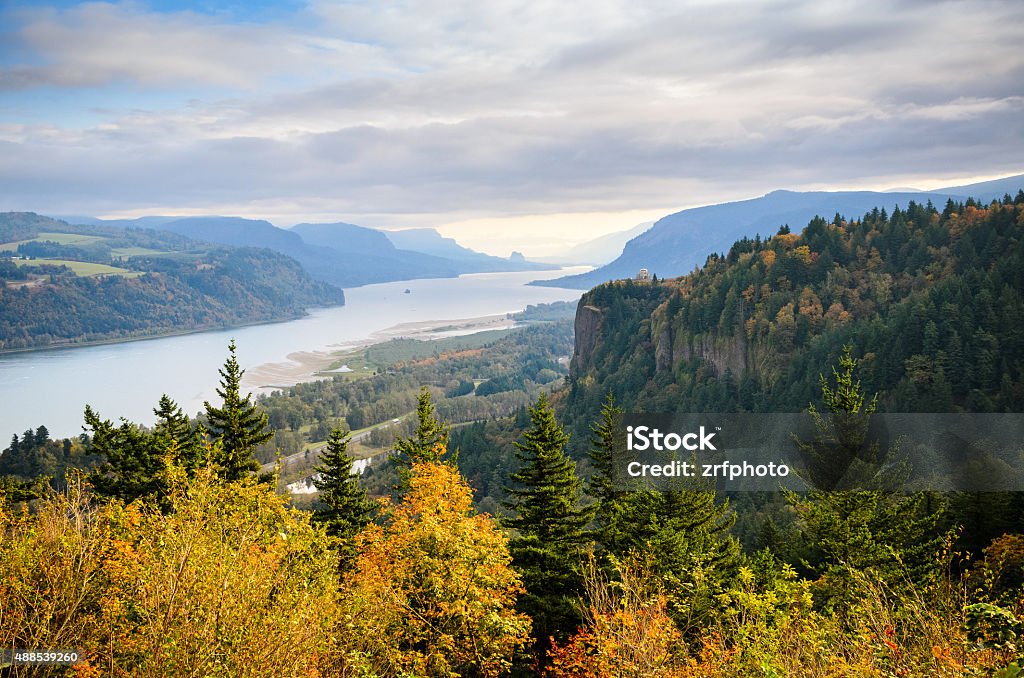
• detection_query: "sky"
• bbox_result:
[1,0,1022,256]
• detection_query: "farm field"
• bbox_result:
[13,258,143,277]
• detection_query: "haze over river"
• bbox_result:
[0,268,587,441]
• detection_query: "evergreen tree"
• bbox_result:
[203,340,271,481]
[585,394,738,632]
[503,393,593,655]
[313,427,376,568]
[788,347,944,615]
[153,394,205,471]
[0,474,43,502]
[587,393,620,522]
[794,345,887,491]
[87,394,207,502]
[642,483,740,635]
[587,393,656,559]
[391,387,451,476]
[86,405,168,502]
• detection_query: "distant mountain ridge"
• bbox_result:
[381,228,549,272]
[61,215,552,287]
[536,173,1024,288]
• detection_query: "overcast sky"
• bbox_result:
[1,0,1022,255]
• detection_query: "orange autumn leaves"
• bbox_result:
[1,469,340,676]
[339,461,531,677]
[0,459,529,677]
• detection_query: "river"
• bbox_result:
[0,267,587,441]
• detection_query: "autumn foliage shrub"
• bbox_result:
[0,468,343,676]
[337,460,531,677]
[545,544,1024,678]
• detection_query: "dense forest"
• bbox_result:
[565,192,1024,419]
[1,197,1024,676]
[0,213,344,350]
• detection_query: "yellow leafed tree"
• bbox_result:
[0,469,343,677]
[340,457,531,677]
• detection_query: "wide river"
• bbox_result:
[0,267,587,441]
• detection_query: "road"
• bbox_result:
[260,416,405,474]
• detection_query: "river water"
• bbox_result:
[0,267,587,440]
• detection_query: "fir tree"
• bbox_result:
[642,483,740,636]
[789,346,944,615]
[587,393,620,518]
[313,427,376,568]
[203,340,271,481]
[86,404,168,502]
[794,345,887,491]
[88,394,207,502]
[503,393,593,654]
[585,394,738,627]
[153,394,205,472]
[392,387,451,476]
[587,393,652,558]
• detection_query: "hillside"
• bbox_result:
[382,227,551,271]
[0,213,344,351]
[564,193,1024,428]
[539,173,1024,288]
[64,215,553,287]
[289,221,467,283]
[133,216,459,287]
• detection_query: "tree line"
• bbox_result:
[1,343,1022,675]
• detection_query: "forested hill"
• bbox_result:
[0,213,344,351]
[564,192,1024,432]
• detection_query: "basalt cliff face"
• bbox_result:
[570,304,604,375]
[570,280,755,382]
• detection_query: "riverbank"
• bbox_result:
[0,268,587,441]
[243,313,517,393]
[0,310,315,356]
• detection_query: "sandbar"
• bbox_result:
[242,313,516,394]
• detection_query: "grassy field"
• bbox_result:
[14,259,143,278]
[319,355,376,380]
[36,232,108,246]
[366,328,514,363]
[0,239,32,252]
[111,246,170,257]
[1,231,171,260]
[320,328,517,380]
[1,231,110,251]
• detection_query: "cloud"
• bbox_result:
[0,2,388,90]
[0,0,1022,245]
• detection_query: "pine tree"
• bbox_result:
[587,393,620,519]
[503,393,593,654]
[203,340,271,481]
[313,427,376,567]
[794,345,886,491]
[392,387,451,476]
[642,484,740,636]
[585,395,738,626]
